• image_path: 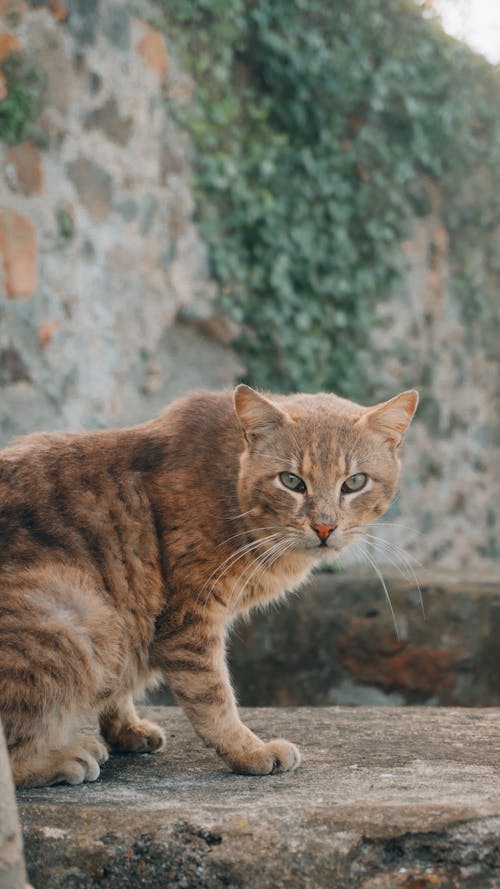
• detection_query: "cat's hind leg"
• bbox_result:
[99,693,165,754]
[0,567,120,787]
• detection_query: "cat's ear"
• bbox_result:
[359,390,419,446]
[234,385,288,441]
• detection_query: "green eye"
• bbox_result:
[279,472,307,494]
[342,473,367,494]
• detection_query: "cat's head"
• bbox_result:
[233,385,418,559]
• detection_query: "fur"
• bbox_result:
[0,385,417,786]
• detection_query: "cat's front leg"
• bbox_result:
[159,626,300,775]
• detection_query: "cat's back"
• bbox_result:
[0,425,157,580]
[0,428,119,524]
[0,387,239,478]
[0,390,238,578]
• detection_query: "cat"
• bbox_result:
[0,384,417,787]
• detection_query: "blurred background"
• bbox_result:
[0,0,498,706]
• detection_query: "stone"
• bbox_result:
[138,25,169,80]
[18,706,500,888]
[160,126,188,178]
[214,574,500,709]
[0,2,239,447]
[337,621,464,696]
[143,319,243,407]
[138,192,157,235]
[0,346,31,383]
[84,96,133,146]
[364,189,500,574]
[66,0,98,45]
[0,0,26,26]
[88,69,101,94]
[37,317,60,347]
[27,16,71,115]
[4,140,44,196]
[104,2,129,51]
[0,27,20,62]
[169,72,194,106]
[50,0,67,22]
[66,156,113,220]
[113,196,137,222]
[0,209,37,298]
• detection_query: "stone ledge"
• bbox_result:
[151,574,500,708]
[18,706,500,888]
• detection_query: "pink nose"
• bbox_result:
[311,523,336,542]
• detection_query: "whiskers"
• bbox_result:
[356,545,401,640]
[256,453,296,468]
[215,525,282,549]
[196,530,287,613]
[362,533,424,616]
[229,535,296,611]
[349,527,424,640]
[366,529,424,617]
[225,507,257,522]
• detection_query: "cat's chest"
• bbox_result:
[217,547,315,612]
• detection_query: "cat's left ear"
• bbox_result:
[234,385,289,442]
[358,390,419,446]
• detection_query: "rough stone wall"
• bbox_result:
[0,0,240,443]
[149,574,500,708]
[0,3,498,574]
[364,187,500,573]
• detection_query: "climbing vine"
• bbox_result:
[0,54,45,146]
[156,0,500,397]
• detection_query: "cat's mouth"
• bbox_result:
[305,533,353,556]
[302,537,339,554]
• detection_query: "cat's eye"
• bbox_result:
[341,473,368,494]
[279,472,307,494]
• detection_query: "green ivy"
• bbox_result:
[156,0,500,397]
[0,54,45,146]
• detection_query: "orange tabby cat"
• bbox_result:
[0,384,417,787]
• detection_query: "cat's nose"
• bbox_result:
[311,523,336,542]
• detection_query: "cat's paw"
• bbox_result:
[49,734,109,785]
[12,734,108,788]
[52,751,100,785]
[229,738,301,775]
[107,718,166,754]
[74,733,109,764]
[48,735,108,786]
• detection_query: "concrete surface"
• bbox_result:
[18,706,500,888]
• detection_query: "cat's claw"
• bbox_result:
[106,718,166,754]
[267,738,301,773]
[229,738,301,775]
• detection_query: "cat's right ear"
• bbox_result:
[234,385,288,442]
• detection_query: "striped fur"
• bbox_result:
[0,385,417,786]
